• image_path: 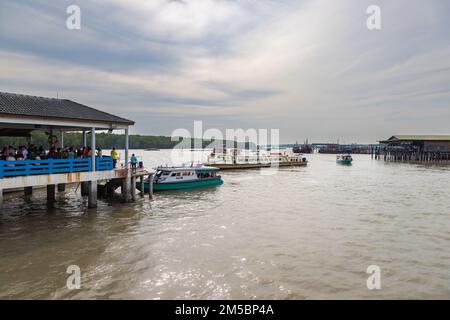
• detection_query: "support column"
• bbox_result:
[61,131,64,148]
[91,127,96,171]
[148,174,154,199]
[0,189,3,208]
[49,129,55,151]
[24,186,33,197]
[131,176,136,201]
[88,181,97,208]
[47,184,56,204]
[140,176,145,197]
[57,184,66,192]
[121,175,131,202]
[82,130,87,147]
[88,127,97,208]
[81,182,89,196]
[125,128,129,169]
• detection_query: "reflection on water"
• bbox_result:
[0,151,449,299]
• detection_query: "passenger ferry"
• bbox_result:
[336,154,353,165]
[137,164,223,191]
[206,148,308,170]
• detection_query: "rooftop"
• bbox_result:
[0,92,134,126]
[381,135,450,143]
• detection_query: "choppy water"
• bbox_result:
[0,151,449,299]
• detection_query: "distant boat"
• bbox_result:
[336,154,353,165]
[293,140,312,154]
[137,165,223,191]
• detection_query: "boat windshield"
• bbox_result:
[156,170,170,178]
[197,171,217,179]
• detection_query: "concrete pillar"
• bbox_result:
[81,181,89,196]
[121,175,131,202]
[61,131,64,148]
[88,181,97,208]
[24,186,33,196]
[131,176,136,201]
[0,189,3,208]
[47,184,56,204]
[57,184,66,192]
[125,128,129,169]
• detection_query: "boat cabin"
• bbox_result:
[155,166,219,183]
[337,155,353,161]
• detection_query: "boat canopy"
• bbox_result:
[156,165,219,173]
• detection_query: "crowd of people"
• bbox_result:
[0,145,119,168]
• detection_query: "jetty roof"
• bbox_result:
[380,135,450,143]
[0,91,134,127]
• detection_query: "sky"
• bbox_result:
[0,0,449,143]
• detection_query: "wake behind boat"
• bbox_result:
[137,164,223,192]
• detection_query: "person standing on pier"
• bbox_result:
[111,147,118,168]
[130,154,138,173]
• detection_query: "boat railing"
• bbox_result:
[0,156,113,178]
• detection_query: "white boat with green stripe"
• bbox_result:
[137,165,223,192]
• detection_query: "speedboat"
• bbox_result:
[137,164,223,191]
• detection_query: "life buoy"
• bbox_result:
[48,135,58,145]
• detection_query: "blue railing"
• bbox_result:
[95,157,114,171]
[0,156,113,178]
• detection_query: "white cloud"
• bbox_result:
[0,0,449,142]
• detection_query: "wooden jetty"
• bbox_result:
[374,135,450,163]
[0,91,153,208]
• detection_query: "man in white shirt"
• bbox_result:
[21,146,28,160]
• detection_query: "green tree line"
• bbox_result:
[0,131,252,149]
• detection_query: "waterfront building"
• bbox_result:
[0,91,135,208]
[377,135,450,163]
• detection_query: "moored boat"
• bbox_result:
[137,165,223,191]
[206,148,308,170]
[336,154,353,165]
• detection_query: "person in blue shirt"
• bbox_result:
[130,154,138,172]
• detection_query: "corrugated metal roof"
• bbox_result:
[0,92,134,125]
[387,135,450,141]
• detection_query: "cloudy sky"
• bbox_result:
[0,0,449,143]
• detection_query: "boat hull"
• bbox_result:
[137,177,223,191]
[279,161,308,167]
[337,160,353,165]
